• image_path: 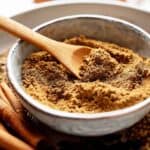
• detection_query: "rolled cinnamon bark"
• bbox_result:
[1,81,23,113]
[0,86,10,105]
[0,123,6,130]
[0,123,33,150]
[0,97,45,147]
[34,0,50,3]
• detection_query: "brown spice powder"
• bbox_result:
[22,36,150,113]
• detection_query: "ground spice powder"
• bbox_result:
[22,36,150,113]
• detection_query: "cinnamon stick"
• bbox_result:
[0,122,6,131]
[0,122,33,150]
[0,97,45,147]
[34,0,50,3]
[0,86,10,105]
[1,81,23,113]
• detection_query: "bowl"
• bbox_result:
[7,15,150,136]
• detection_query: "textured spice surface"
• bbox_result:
[0,48,149,150]
[22,36,150,113]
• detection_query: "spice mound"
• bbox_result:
[22,36,150,113]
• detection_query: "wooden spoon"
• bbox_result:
[0,16,91,78]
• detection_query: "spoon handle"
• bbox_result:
[0,16,58,51]
[0,16,84,78]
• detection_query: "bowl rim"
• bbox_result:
[7,14,150,120]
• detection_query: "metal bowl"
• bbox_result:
[7,15,150,136]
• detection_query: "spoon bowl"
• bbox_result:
[7,15,150,136]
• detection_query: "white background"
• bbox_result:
[0,0,150,17]
[0,0,35,16]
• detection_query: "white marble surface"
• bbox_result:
[0,0,149,17]
[0,0,35,16]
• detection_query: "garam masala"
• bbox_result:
[22,36,150,113]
